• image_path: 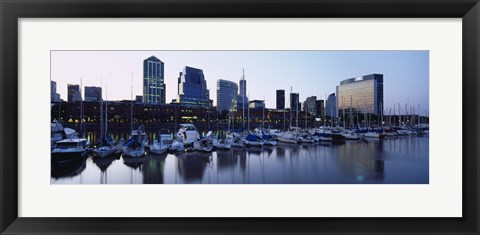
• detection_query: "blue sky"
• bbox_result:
[51,50,429,114]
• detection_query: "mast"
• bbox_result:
[105,84,108,138]
[100,80,103,142]
[262,97,265,128]
[247,92,250,132]
[242,69,245,132]
[283,93,286,131]
[295,93,298,129]
[289,87,293,130]
[323,94,326,127]
[130,72,133,132]
[304,104,307,130]
[342,96,345,129]
[80,77,83,138]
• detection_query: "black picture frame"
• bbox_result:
[1,0,479,234]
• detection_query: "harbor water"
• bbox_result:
[51,133,429,184]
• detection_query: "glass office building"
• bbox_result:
[276,89,285,109]
[304,96,317,114]
[325,93,337,118]
[177,66,210,107]
[84,86,102,101]
[143,55,165,104]
[67,84,82,102]
[336,74,384,115]
[217,79,238,112]
[290,93,299,111]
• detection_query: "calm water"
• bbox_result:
[51,135,429,184]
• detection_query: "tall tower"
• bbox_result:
[240,69,246,97]
[143,55,165,104]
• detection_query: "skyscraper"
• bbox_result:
[51,81,61,102]
[143,55,165,104]
[290,93,299,112]
[304,96,317,114]
[315,100,324,117]
[276,89,285,109]
[177,66,210,107]
[84,86,102,101]
[67,84,82,102]
[217,79,238,112]
[326,93,337,118]
[237,69,248,110]
[336,74,384,115]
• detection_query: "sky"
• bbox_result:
[51,50,429,113]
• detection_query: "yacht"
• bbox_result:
[176,124,201,146]
[51,138,88,164]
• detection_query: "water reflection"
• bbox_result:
[51,136,429,184]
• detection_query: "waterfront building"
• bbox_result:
[325,93,337,118]
[84,86,102,101]
[290,93,299,112]
[315,100,324,117]
[249,100,265,109]
[51,81,61,102]
[216,79,238,112]
[177,66,210,107]
[336,74,384,115]
[143,55,166,104]
[304,96,317,114]
[276,89,285,109]
[67,84,82,102]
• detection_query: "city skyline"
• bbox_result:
[51,50,429,112]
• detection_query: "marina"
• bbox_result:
[51,129,429,184]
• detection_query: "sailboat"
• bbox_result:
[122,74,146,158]
[93,83,116,158]
[150,132,168,155]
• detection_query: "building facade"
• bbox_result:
[177,66,210,107]
[336,74,384,115]
[51,81,61,102]
[143,55,166,104]
[216,79,238,112]
[304,96,317,114]
[249,100,265,109]
[315,100,324,117]
[237,69,248,109]
[276,89,285,109]
[84,86,102,101]
[67,84,82,102]
[325,93,337,118]
[290,93,299,112]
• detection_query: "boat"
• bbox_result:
[51,138,88,164]
[150,140,168,155]
[278,131,299,144]
[227,133,246,148]
[245,133,264,147]
[363,131,383,138]
[51,122,77,149]
[297,134,315,143]
[342,130,362,140]
[213,138,232,150]
[122,126,146,158]
[92,144,117,158]
[193,131,213,152]
[262,133,278,146]
[176,124,201,146]
[268,129,282,140]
